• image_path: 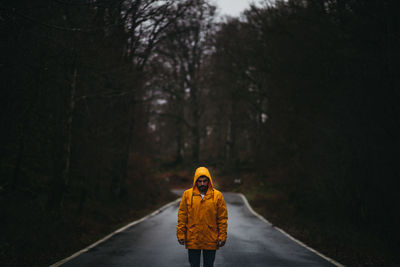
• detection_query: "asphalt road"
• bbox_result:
[57,191,340,267]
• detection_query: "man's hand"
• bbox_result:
[178,239,185,245]
[218,240,226,248]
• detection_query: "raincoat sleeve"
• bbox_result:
[177,191,188,240]
[216,193,228,242]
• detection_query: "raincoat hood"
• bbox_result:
[193,166,214,190]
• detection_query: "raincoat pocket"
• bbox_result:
[205,225,218,242]
[187,224,198,241]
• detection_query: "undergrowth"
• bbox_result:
[0,176,176,266]
[217,170,399,267]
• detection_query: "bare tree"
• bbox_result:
[149,0,217,164]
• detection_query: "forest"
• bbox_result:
[1,0,399,266]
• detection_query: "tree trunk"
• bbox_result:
[225,110,237,169]
[11,126,25,190]
[191,89,200,163]
[47,67,78,211]
[175,118,184,164]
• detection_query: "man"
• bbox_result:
[177,166,228,267]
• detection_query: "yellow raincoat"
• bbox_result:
[177,167,228,250]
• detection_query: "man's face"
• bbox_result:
[196,176,209,192]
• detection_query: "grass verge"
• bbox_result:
[0,183,176,266]
[217,171,399,266]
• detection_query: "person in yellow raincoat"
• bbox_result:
[177,166,228,267]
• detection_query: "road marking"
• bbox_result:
[51,193,344,267]
[50,198,181,267]
[238,193,345,267]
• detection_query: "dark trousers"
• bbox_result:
[188,249,216,267]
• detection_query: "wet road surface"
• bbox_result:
[58,191,339,267]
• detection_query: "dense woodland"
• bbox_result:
[1,0,399,265]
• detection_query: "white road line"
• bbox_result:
[50,198,181,267]
[51,193,344,267]
[238,193,345,267]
